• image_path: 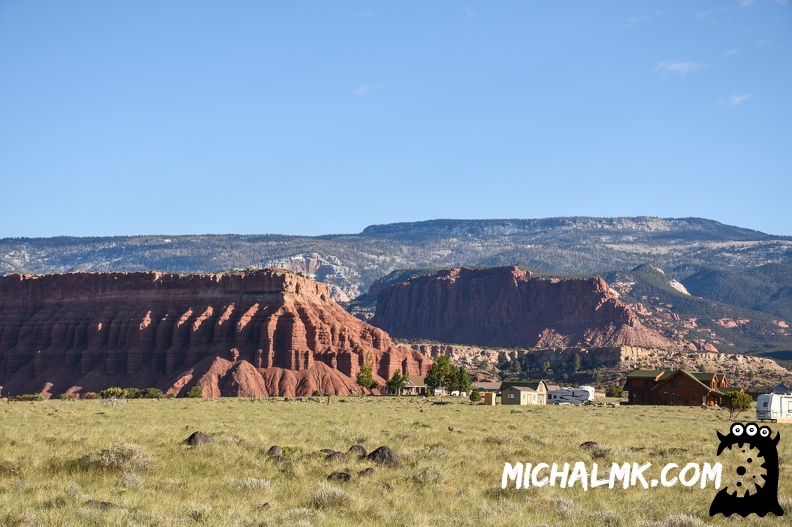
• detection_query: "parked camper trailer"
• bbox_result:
[547,386,595,405]
[756,393,792,422]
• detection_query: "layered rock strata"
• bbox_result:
[0,270,428,397]
[371,266,676,349]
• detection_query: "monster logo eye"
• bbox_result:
[746,424,758,436]
[760,427,771,438]
[731,424,744,436]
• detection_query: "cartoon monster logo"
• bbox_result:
[710,422,783,517]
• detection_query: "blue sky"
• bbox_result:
[1,1,790,238]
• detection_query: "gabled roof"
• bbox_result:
[650,369,720,394]
[501,379,548,391]
[503,386,536,393]
[690,372,717,383]
[472,382,501,391]
[626,370,665,379]
[405,376,426,386]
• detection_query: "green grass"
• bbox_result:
[0,397,789,526]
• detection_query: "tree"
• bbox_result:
[386,371,409,395]
[722,391,753,420]
[426,356,473,396]
[425,355,454,396]
[99,387,126,399]
[356,356,378,394]
[571,353,581,372]
[454,366,472,394]
[469,389,482,403]
[605,385,624,398]
[185,386,204,398]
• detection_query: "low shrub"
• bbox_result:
[9,394,45,402]
[78,442,152,471]
[99,387,126,399]
[311,485,353,509]
[184,386,204,398]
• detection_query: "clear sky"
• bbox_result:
[1,1,790,238]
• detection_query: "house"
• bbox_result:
[772,383,791,394]
[624,369,737,406]
[500,379,549,405]
[501,386,540,405]
[472,381,502,393]
[401,376,428,396]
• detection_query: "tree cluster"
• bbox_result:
[425,356,472,395]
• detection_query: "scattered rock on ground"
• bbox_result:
[358,467,376,477]
[347,445,367,459]
[580,441,599,450]
[367,446,402,468]
[267,445,283,457]
[326,451,346,462]
[327,471,352,482]
[184,432,214,446]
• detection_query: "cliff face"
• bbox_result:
[0,270,428,398]
[370,266,675,349]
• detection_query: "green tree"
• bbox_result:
[185,386,204,398]
[386,371,409,395]
[722,391,753,420]
[571,353,581,372]
[425,355,454,396]
[469,389,482,403]
[356,356,378,394]
[140,387,163,399]
[605,385,624,398]
[99,387,126,399]
[455,367,472,394]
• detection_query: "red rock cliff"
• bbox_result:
[0,270,428,398]
[370,266,675,349]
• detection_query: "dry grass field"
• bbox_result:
[1,397,790,526]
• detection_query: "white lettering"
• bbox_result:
[590,463,609,488]
[630,462,651,489]
[700,463,722,489]
[501,462,523,489]
[532,463,549,487]
[660,463,678,487]
[679,463,700,487]
[568,461,589,491]
[609,462,631,489]
[550,463,570,488]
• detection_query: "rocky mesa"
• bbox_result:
[0,270,429,398]
[370,266,677,349]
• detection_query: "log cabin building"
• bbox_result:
[624,369,735,406]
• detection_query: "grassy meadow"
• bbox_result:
[1,396,790,526]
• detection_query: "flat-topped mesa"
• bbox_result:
[0,270,428,398]
[370,266,675,349]
[0,269,332,303]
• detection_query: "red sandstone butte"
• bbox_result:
[370,266,675,349]
[0,270,428,398]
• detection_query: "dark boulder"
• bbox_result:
[367,446,402,468]
[184,432,214,446]
[347,444,367,459]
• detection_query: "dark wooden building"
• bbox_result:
[624,369,736,406]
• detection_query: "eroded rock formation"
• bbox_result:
[370,266,676,349]
[0,270,428,397]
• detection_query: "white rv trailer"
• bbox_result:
[547,385,595,405]
[756,393,792,423]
